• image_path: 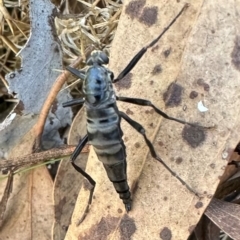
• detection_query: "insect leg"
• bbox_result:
[66,66,86,79]
[62,98,85,108]
[70,135,96,225]
[62,98,85,107]
[113,4,188,83]
[119,111,199,197]
[117,96,209,129]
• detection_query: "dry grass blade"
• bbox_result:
[55,0,122,64]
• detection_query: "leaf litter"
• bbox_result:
[0,0,240,240]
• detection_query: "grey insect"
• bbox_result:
[63,4,201,222]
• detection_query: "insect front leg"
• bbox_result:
[112,4,188,83]
[62,98,85,108]
[119,111,200,197]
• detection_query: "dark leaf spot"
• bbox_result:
[126,108,133,115]
[203,83,210,91]
[134,142,140,148]
[176,157,183,164]
[115,73,132,90]
[152,64,162,75]
[118,208,123,214]
[120,214,137,240]
[139,6,158,26]
[163,48,171,58]
[158,141,164,146]
[182,125,206,148]
[151,45,159,52]
[196,78,210,91]
[231,36,240,71]
[125,0,146,19]
[196,78,204,86]
[160,227,172,240]
[163,83,183,107]
[210,163,215,169]
[145,109,155,114]
[189,91,198,99]
[78,215,119,240]
[195,201,203,209]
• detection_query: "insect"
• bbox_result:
[63,4,202,223]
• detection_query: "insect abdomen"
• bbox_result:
[86,103,132,210]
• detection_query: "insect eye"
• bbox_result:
[99,52,109,64]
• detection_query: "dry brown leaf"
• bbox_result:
[0,129,54,239]
[65,0,240,239]
[189,214,221,240]
[205,198,240,240]
[53,108,88,240]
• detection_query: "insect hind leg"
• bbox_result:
[119,111,200,197]
[117,96,211,129]
[70,134,96,225]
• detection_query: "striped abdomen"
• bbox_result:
[85,102,132,210]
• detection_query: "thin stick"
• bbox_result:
[0,145,89,170]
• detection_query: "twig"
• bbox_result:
[0,144,89,170]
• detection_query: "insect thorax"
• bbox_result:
[83,51,115,107]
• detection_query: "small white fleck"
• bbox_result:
[222,151,228,159]
[198,101,208,112]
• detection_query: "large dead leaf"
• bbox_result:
[205,198,240,240]
[0,129,54,239]
[65,0,240,239]
[53,108,88,240]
